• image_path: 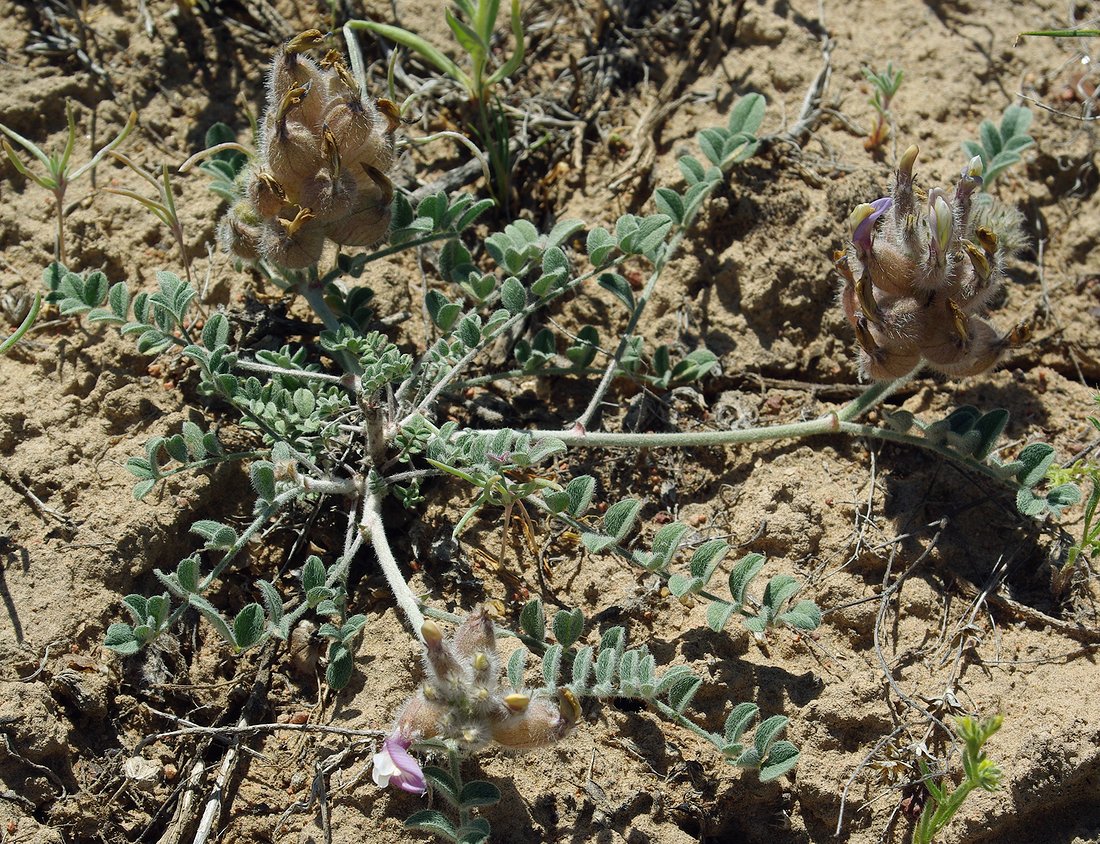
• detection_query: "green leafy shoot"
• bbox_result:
[961,104,1034,186]
[914,715,1004,844]
[861,62,903,151]
[0,102,136,265]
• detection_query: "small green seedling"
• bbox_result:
[1,102,136,265]
[862,63,903,151]
[962,104,1034,186]
[914,715,1004,844]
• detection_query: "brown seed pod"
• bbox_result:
[260,209,325,268]
[325,195,391,247]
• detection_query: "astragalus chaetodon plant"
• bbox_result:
[838,146,1029,380]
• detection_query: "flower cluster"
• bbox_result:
[388,610,579,763]
[218,30,398,268]
[838,145,1029,380]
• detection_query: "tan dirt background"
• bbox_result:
[1,0,1099,842]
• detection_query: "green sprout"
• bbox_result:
[961,104,1034,186]
[0,102,136,265]
[345,0,525,212]
[914,715,1004,844]
[862,62,903,151]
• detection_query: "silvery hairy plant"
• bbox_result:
[42,28,1079,844]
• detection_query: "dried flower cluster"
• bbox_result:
[392,610,580,755]
[838,145,1028,380]
[218,30,398,268]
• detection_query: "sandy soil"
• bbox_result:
[1,0,1098,842]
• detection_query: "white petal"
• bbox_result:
[372,750,397,787]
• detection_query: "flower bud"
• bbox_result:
[927,191,952,259]
[850,197,892,255]
[899,144,919,179]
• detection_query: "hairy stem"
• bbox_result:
[361,491,425,638]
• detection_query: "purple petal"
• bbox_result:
[853,197,893,252]
[385,737,427,795]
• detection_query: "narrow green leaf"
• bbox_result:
[104,623,141,655]
[326,643,354,689]
[565,475,596,517]
[753,714,789,757]
[500,276,526,314]
[724,702,759,744]
[302,556,326,593]
[728,92,767,135]
[1015,443,1055,488]
[598,272,635,311]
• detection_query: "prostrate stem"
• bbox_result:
[361,490,425,638]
